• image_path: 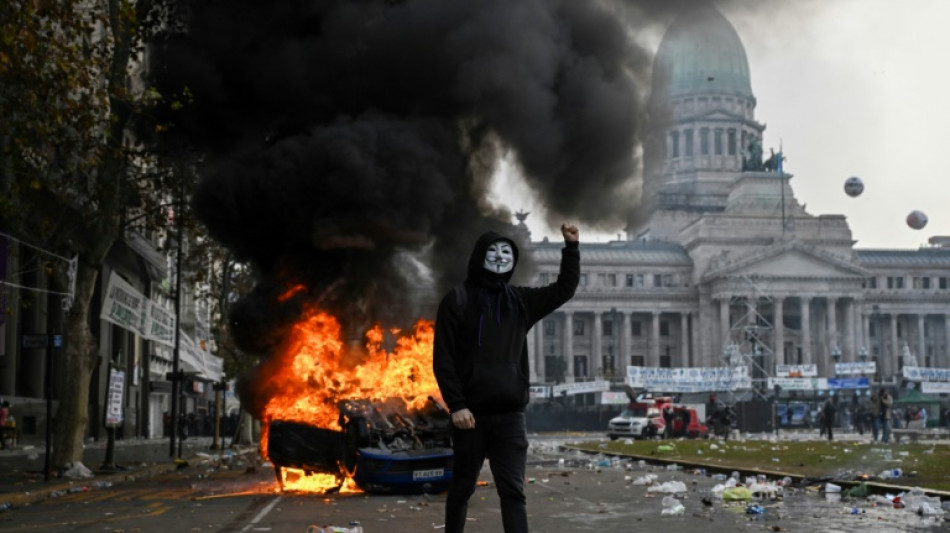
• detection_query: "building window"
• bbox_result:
[887,276,905,289]
[941,277,949,289]
[635,274,644,288]
[714,128,723,155]
[700,128,709,155]
[660,321,670,337]
[727,129,737,155]
[684,129,694,156]
[866,277,877,289]
[626,274,634,287]
[660,346,672,368]
[631,355,645,367]
[574,355,588,378]
[603,319,614,336]
[653,274,662,288]
[869,322,876,337]
[607,273,617,287]
[671,131,680,158]
[631,320,642,337]
[573,319,585,336]
[544,319,556,336]
[579,273,588,287]
[913,276,931,289]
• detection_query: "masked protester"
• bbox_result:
[433,223,580,533]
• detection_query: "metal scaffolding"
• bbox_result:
[721,274,775,402]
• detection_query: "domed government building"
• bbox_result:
[524,5,950,419]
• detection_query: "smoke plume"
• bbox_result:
[151,0,702,404]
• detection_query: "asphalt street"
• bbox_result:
[0,433,947,532]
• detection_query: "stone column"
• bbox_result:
[698,291,713,367]
[620,311,629,371]
[800,297,812,366]
[862,311,871,359]
[650,312,661,368]
[680,312,690,368]
[827,297,838,376]
[563,311,574,380]
[719,298,730,353]
[889,313,899,380]
[774,297,785,366]
[945,314,950,369]
[690,311,701,367]
[845,300,857,362]
[532,322,543,382]
[593,312,603,378]
[917,314,926,366]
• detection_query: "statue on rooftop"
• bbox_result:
[742,137,764,171]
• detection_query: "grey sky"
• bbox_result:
[493,0,948,249]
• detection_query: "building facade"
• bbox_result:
[526,5,950,394]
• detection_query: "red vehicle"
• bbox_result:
[657,404,709,439]
[607,394,708,440]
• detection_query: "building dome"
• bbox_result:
[651,5,752,100]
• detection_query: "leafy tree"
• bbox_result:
[0,0,184,469]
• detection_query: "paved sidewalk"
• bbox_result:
[0,436,259,508]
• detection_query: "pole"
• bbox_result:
[44,338,53,481]
[211,383,221,450]
[169,175,185,458]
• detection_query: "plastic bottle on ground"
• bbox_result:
[307,525,363,533]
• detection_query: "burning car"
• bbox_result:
[268,397,454,494]
[257,310,453,494]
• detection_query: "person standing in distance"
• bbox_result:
[433,223,580,533]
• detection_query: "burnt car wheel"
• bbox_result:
[342,416,372,475]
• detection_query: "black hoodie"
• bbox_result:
[433,231,580,415]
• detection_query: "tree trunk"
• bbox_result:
[52,261,100,470]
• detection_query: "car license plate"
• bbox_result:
[413,468,444,480]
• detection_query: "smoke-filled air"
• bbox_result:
[151,0,696,415]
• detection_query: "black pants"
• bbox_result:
[445,411,528,533]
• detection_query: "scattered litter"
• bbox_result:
[721,486,752,501]
[63,461,94,479]
[646,480,687,495]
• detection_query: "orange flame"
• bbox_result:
[256,303,442,491]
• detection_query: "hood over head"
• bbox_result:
[466,230,519,284]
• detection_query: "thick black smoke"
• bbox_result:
[151,0,700,365]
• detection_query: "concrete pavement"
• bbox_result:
[0,435,258,509]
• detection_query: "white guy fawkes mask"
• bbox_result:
[483,241,514,274]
